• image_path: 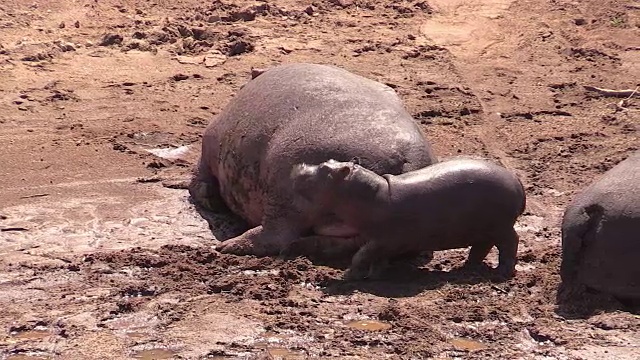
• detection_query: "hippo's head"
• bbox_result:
[290,159,385,211]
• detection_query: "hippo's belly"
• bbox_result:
[216,149,266,227]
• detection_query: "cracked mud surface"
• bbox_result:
[1,0,638,359]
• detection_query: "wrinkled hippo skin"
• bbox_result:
[189,63,437,256]
[290,157,526,280]
[561,150,640,300]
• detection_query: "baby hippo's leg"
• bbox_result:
[495,227,519,278]
[343,241,389,281]
[464,242,494,270]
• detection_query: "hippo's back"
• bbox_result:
[205,63,436,225]
[561,151,640,299]
[389,158,526,228]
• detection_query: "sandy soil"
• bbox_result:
[1,0,639,359]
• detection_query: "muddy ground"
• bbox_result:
[0,0,639,359]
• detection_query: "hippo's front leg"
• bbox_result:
[216,200,305,256]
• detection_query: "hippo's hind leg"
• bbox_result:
[188,160,229,213]
[464,242,494,270]
[495,227,519,278]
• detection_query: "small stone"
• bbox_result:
[227,40,254,56]
[204,53,226,67]
[58,21,65,28]
[176,55,204,65]
[207,15,221,23]
[74,20,80,28]
[251,68,266,79]
[57,42,75,52]
[132,31,146,39]
[304,6,315,15]
[333,0,354,7]
[123,39,152,52]
[113,143,127,151]
[172,73,189,81]
[99,33,123,46]
[574,18,586,26]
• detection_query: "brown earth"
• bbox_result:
[1,0,639,359]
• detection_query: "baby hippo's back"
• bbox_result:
[383,158,526,250]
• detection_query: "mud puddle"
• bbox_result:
[5,355,51,360]
[450,337,489,351]
[10,329,50,341]
[131,348,177,359]
[345,319,393,331]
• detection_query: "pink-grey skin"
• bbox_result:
[561,150,640,300]
[188,63,437,257]
[290,157,526,281]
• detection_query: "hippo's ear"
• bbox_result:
[333,165,352,180]
[350,157,361,165]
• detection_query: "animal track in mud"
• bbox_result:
[411,82,483,126]
[563,47,621,64]
[12,82,79,111]
[509,132,635,193]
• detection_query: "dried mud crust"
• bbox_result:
[52,244,634,359]
[82,245,343,302]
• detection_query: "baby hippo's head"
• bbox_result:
[291,158,383,209]
[291,159,354,204]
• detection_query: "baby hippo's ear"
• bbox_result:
[332,164,352,180]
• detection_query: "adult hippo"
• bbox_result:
[290,157,526,280]
[189,63,438,256]
[561,150,640,300]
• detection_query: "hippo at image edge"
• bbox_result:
[188,63,438,257]
[561,150,640,300]
[290,157,527,280]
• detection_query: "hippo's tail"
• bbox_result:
[559,203,602,283]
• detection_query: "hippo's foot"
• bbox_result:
[215,226,271,256]
[216,223,301,257]
[495,228,519,279]
[188,165,230,213]
[343,242,389,281]
[343,260,389,281]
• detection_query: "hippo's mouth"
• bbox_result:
[312,222,359,237]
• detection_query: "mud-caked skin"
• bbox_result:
[189,63,437,256]
[560,150,640,300]
[290,157,526,280]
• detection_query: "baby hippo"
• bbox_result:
[291,157,526,280]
